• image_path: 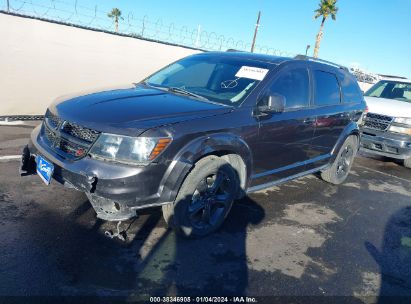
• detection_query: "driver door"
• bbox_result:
[250,63,317,188]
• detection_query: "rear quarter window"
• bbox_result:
[339,71,363,103]
[313,70,341,106]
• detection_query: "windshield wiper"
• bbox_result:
[139,83,205,99]
[139,83,230,106]
[167,87,209,101]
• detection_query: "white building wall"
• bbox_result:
[0,14,200,115]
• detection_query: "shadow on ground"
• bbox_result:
[366,206,411,304]
[1,154,411,303]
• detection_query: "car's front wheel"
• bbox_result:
[321,135,358,185]
[162,156,239,238]
[404,157,411,169]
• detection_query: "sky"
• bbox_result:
[99,0,411,78]
[7,0,411,78]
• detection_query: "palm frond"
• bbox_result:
[107,8,122,18]
[313,0,338,21]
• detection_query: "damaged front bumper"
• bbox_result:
[22,125,190,221]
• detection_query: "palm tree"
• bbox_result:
[313,0,338,58]
[107,8,123,33]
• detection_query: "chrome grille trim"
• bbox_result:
[42,112,101,159]
[45,110,63,129]
[363,112,393,131]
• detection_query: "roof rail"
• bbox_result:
[294,55,349,72]
[226,49,243,52]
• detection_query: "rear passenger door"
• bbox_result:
[251,63,317,187]
[307,66,350,168]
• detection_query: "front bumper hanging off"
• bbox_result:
[20,144,138,221]
[20,125,188,221]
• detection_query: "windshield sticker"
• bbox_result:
[235,66,269,81]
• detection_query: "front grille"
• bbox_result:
[44,126,55,143]
[59,138,88,157]
[366,113,393,122]
[62,121,100,143]
[363,112,393,131]
[42,112,100,159]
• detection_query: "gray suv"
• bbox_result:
[21,52,366,238]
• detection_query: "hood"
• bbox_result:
[50,84,232,136]
[364,96,411,118]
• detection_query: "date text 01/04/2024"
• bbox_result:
[149,296,257,303]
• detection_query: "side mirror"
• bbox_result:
[257,93,286,114]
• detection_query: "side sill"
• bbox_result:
[246,164,328,193]
[131,201,172,210]
[251,154,331,180]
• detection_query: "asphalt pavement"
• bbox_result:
[1,122,411,303]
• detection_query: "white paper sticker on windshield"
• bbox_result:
[235,66,269,81]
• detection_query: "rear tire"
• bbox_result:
[162,156,239,238]
[404,158,411,169]
[321,135,358,185]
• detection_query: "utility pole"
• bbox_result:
[7,0,10,12]
[250,11,261,53]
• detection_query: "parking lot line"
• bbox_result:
[0,120,25,126]
[356,164,411,185]
[0,155,21,161]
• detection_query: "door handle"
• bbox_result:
[303,118,316,124]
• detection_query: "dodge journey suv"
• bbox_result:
[21,52,366,237]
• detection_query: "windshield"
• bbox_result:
[365,80,411,103]
[143,55,273,106]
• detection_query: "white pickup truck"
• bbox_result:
[361,78,411,168]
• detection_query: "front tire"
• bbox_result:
[321,135,358,185]
[404,158,411,169]
[162,156,239,238]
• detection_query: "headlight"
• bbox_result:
[394,117,411,125]
[388,125,411,135]
[89,134,172,164]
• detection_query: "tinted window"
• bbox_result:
[268,68,310,109]
[314,70,341,106]
[339,72,363,103]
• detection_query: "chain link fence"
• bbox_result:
[1,0,295,56]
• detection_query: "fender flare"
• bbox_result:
[158,133,253,204]
[330,121,360,163]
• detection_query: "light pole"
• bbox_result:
[305,45,311,56]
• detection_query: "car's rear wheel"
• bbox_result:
[321,135,358,185]
[162,156,239,238]
[404,157,411,169]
